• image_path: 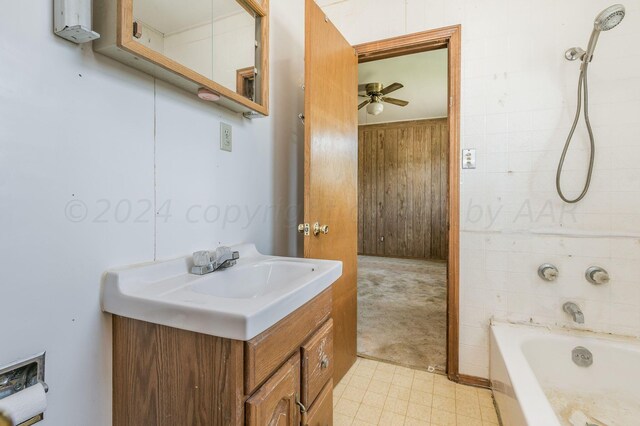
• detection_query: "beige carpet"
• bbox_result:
[357,255,447,371]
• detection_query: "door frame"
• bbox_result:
[354,25,472,385]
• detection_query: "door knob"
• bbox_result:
[313,223,329,236]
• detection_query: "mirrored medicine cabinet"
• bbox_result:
[93,0,269,116]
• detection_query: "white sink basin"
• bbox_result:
[102,244,342,340]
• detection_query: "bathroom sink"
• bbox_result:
[102,244,342,340]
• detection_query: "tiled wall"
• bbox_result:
[321,0,640,378]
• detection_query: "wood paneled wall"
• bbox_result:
[358,118,449,260]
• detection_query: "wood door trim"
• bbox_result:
[458,374,491,389]
[354,26,459,63]
[358,117,447,129]
[355,25,462,383]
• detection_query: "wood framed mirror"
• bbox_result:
[94,0,269,116]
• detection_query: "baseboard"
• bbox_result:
[455,373,491,389]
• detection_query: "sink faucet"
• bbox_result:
[563,302,584,324]
[191,247,239,275]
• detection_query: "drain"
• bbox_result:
[572,346,593,367]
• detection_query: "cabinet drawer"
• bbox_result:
[246,353,301,426]
[301,318,333,407]
[303,381,333,426]
[245,289,332,394]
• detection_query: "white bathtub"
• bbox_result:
[490,322,640,426]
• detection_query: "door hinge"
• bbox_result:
[449,96,453,108]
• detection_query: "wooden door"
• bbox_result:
[304,0,358,383]
[246,354,301,426]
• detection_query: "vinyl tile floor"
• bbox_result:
[333,358,499,426]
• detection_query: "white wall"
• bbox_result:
[358,49,448,124]
[322,0,640,378]
[0,1,304,424]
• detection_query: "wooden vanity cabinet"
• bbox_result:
[112,288,334,426]
[246,354,301,426]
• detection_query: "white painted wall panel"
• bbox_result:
[0,1,304,424]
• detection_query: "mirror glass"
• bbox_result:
[132,0,258,101]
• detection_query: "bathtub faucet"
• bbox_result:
[563,302,584,324]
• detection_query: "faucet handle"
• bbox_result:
[193,250,214,267]
[585,266,609,285]
[538,264,559,281]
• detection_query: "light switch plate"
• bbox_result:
[462,149,476,169]
[220,123,232,152]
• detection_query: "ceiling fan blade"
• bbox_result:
[358,83,369,92]
[358,94,370,98]
[380,82,403,95]
[382,97,409,107]
[358,99,372,110]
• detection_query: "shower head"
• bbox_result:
[583,4,625,62]
[594,4,625,31]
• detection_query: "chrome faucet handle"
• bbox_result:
[538,264,559,281]
[193,250,214,267]
[191,248,239,275]
[585,266,609,285]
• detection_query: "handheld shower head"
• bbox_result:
[594,4,625,31]
[585,4,625,61]
[557,4,626,203]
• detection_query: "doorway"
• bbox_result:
[356,48,450,372]
[354,27,461,381]
[302,2,462,384]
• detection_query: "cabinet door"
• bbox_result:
[246,354,301,426]
[304,381,333,426]
[301,319,333,407]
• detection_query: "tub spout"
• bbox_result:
[563,302,584,324]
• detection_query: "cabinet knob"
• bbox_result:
[320,356,330,369]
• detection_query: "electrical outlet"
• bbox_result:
[220,123,232,152]
[462,148,476,169]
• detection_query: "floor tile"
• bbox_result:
[369,379,392,395]
[389,384,412,401]
[480,404,499,424]
[350,374,373,390]
[404,416,431,426]
[432,395,456,414]
[362,390,387,408]
[409,389,433,406]
[457,414,483,426]
[431,408,457,426]
[334,412,353,426]
[355,403,383,424]
[406,402,431,421]
[392,373,414,389]
[373,369,394,383]
[335,398,360,417]
[336,358,499,426]
[379,410,406,426]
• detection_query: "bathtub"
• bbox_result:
[490,322,640,426]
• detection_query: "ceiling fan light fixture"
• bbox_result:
[366,101,384,115]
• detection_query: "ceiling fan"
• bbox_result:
[358,82,409,115]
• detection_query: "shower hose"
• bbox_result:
[556,61,596,203]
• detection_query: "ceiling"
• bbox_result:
[135,0,247,34]
[358,49,448,125]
